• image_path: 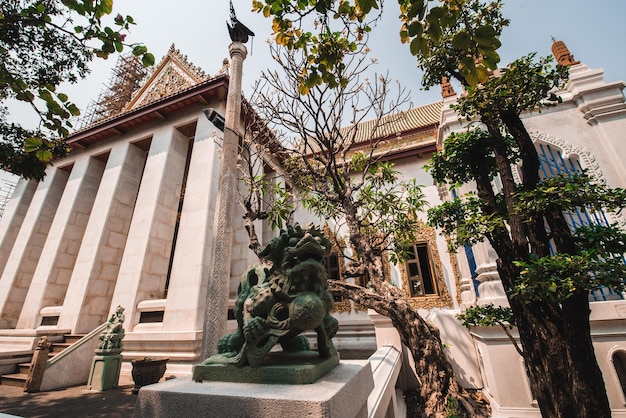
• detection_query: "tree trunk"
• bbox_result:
[503,112,612,417]
[562,291,611,417]
[330,280,489,417]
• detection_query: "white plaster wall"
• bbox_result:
[162,107,223,332]
[0,180,37,279]
[0,168,68,328]
[111,124,189,330]
[16,157,105,329]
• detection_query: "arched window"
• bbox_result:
[531,135,624,302]
[613,350,626,400]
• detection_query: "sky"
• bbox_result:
[3,0,626,183]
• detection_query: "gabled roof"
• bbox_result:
[66,77,229,148]
[125,44,213,110]
[66,46,231,148]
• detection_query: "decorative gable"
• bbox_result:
[125,44,213,111]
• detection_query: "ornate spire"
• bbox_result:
[551,39,580,66]
[441,77,456,98]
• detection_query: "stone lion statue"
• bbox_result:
[204,223,339,367]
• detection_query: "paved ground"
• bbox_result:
[0,383,137,418]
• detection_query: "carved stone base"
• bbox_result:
[87,349,123,391]
[136,360,373,418]
[192,351,340,384]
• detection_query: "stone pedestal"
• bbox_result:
[192,351,339,384]
[135,361,374,418]
[87,349,122,391]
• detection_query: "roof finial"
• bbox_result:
[441,77,456,98]
[551,38,580,66]
[227,0,255,43]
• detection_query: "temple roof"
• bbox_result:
[125,44,213,110]
[344,101,442,145]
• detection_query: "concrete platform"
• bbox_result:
[134,360,374,418]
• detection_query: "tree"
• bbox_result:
[254,0,626,417]
[402,2,626,417]
[0,0,153,180]
[248,2,488,416]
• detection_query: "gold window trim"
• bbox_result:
[323,223,376,314]
[399,220,452,310]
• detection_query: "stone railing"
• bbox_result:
[367,345,405,418]
[38,322,107,391]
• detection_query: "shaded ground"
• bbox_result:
[0,384,137,418]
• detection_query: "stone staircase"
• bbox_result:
[0,334,84,388]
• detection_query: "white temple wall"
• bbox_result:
[56,140,147,333]
[110,124,190,331]
[0,180,37,280]
[393,154,460,306]
[162,111,223,332]
[0,167,69,328]
[16,156,105,329]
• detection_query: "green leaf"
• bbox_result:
[24,137,43,153]
[101,0,114,15]
[141,53,155,67]
[474,25,498,48]
[452,31,471,51]
[409,37,424,56]
[408,21,423,37]
[36,149,54,163]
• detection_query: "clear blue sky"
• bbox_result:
[4,0,624,184]
[7,0,626,143]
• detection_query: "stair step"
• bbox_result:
[50,343,71,352]
[0,332,88,389]
[63,334,85,344]
[0,373,27,388]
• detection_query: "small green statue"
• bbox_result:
[204,223,339,368]
[98,306,125,351]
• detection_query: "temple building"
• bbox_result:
[0,40,625,416]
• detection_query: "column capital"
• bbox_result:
[228,42,248,60]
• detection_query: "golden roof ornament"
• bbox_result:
[441,77,456,98]
[551,38,580,66]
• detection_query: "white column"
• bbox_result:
[0,168,69,328]
[162,115,222,332]
[110,126,188,330]
[473,240,507,306]
[57,142,146,333]
[16,156,105,329]
[0,179,37,279]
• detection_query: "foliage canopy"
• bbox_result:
[0,0,153,180]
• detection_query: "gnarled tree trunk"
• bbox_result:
[329,280,489,417]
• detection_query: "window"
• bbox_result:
[613,350,626,400]
[326,252,341,281]
[405,242,437,297]
[534,140,623,302]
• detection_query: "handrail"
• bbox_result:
[45,322,107,369]
[367,345,403,418]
